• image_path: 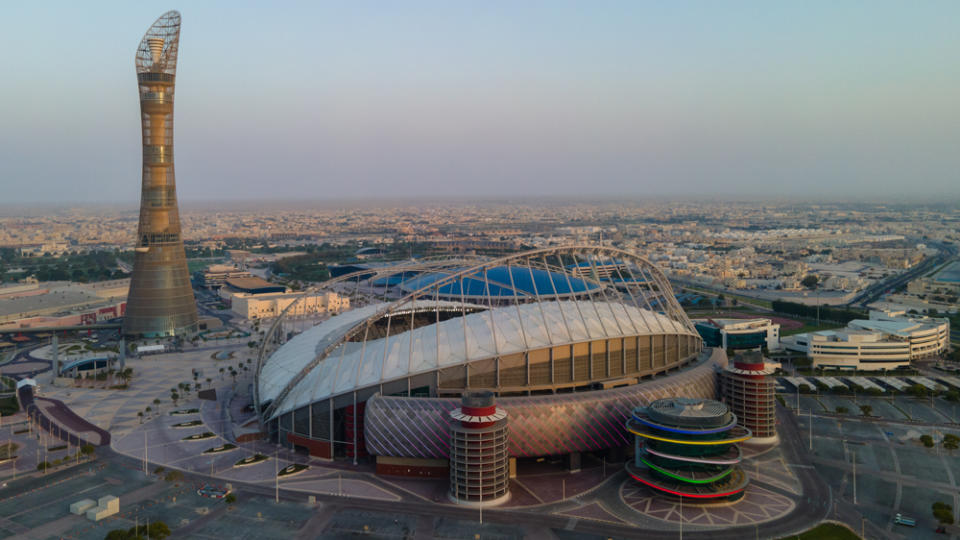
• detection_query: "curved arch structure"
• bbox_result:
[123,11,198,337]
[257,246,699,421]
[253,245,709,459]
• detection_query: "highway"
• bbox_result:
[848,240,958,308]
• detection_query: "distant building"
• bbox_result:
[783,309,949,370]
[0,280,128,330]
[222,276,286,295]
[226,290,349,320]
[694,318,780,351]
[199,264,253,289]
[18,242,70,257]
[907,260,960,296]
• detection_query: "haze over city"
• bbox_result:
[3,1,960,204]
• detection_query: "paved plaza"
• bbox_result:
[10,338,954,538]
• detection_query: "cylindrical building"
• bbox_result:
[721,352,778,444]
[626,397,751,501]
[123,11,198,338]
[449,391,510,506]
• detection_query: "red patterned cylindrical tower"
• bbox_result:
[448,391,510,505]
[721,352,778,443]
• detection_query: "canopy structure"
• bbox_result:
[256,246,700,424]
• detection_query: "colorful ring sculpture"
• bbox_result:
[625,397,751,500]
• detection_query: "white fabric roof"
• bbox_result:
[259,299,692,419]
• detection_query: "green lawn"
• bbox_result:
[779,523,860,540]
[187,258,224,274]
[678,284,774,309]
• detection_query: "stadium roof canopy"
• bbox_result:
[398,265,598,298]
[259,299,690,419]
[255,245,699,422]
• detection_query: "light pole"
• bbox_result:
[852,449,857,505]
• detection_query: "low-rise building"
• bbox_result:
[200,264,253,289]
[694,318,780,352]
[783,309,949,370]
[229,290,349,320]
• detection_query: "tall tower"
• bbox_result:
[123,11,198,338]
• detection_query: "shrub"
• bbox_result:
[933,501,955,524]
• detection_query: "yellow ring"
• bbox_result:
[626,426,750,445]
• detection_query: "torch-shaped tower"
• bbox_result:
[123,11,198,337]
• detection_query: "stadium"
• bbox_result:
[254,246,722,474]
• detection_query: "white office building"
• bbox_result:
[783,310,949,370]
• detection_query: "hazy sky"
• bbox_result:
[2,1,959,204]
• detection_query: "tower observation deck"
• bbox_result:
[123,11,198,338]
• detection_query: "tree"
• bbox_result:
[836,406,849,414]
[164,470,183,483]
[104,530,129,540]
[859,404,872,417]
[944,434,960,454]
[137,411,143,424]
[80,444,95,456]
[224,493,237,504]
[907,384,929,398]
[801,274,819,289]
[921,434,935,448]
[933,502,955,525]
[171,392,179,405]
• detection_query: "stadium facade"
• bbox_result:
[123,11,199,338]
[255,246,715,471]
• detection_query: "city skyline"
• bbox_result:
[2,1,960,203]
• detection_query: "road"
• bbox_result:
[848,241,958,308]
